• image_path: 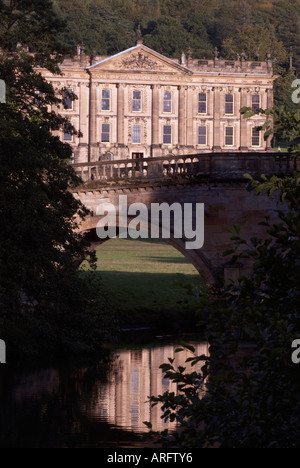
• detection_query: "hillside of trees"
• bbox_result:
[53,0,300,72]
[51,0,300,119]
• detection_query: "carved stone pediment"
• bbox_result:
[88,45,192,75]
[116,51,163,71]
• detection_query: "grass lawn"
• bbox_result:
[83,238,204,330]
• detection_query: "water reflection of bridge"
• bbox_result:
[8,342,209,438]
[86,342,209,433]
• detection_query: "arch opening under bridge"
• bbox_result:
[73,152,296,284]
[82,223,217,286]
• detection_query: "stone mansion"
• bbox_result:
[41,42,276,163]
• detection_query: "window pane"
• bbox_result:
[132,124,141,143]
[163,125,172,144]
[102,124,110,132]
[252,129,260,146]
[63,89,73,110]
[101,123,110,142]
[198,126,207,145]
[225,94,234,114]
[63,123,72,141]
[198,93,207,114]
[132,91,141,111]
[163,91,172,112]
[132,101,141,111]
[163,101,171,112]
[102,90,110,99]
[102,90,110,111]
[225,103,233,114]
[252,95,260,113]
[225,127,234,146]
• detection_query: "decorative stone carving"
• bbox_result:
[116,52,164,71]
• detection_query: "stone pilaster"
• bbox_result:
[266,88,274,150]
[79,82,89,141]
[186,87,193,146]
[239,88,249,151]
[117,83,125,145]
[75,82,89,163]
[151,85,159,148]
[88,77,98,161]
[178,85,186,147]
[213,87,221,151]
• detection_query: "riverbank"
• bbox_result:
[3,238,206,366]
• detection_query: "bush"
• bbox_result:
[148,172,300,448]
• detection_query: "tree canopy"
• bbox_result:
[0,0,112,361]
[53,0,300,72]
[148,168,300,448]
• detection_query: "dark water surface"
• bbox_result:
[0,335,207,448]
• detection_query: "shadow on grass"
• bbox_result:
[88,270,205,332]
[143,256,194,265]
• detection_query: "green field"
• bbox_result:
[85,238,204,330]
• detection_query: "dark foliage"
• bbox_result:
[147,171,300,448]
[0,0,114,361]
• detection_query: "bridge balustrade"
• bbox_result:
[72,153,299,183]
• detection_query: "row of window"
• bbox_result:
[63,89,261,115]
[64,123,261,147]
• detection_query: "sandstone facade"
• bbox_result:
[41,44,276,163]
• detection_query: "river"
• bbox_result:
[0,334,208,448]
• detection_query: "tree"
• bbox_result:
[272,0,300,73]
[54,1,135,55]
[241,101,300,153]
[142,16,191,58]
[148,168,300,448]
[222,25,287,66]
[0,0,112,360]
[148,106,300,447]
[182,14,214,59]
[274,72,299,114]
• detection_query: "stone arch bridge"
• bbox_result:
[71,152,298,284]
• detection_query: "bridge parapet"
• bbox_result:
[72,153,299,184]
